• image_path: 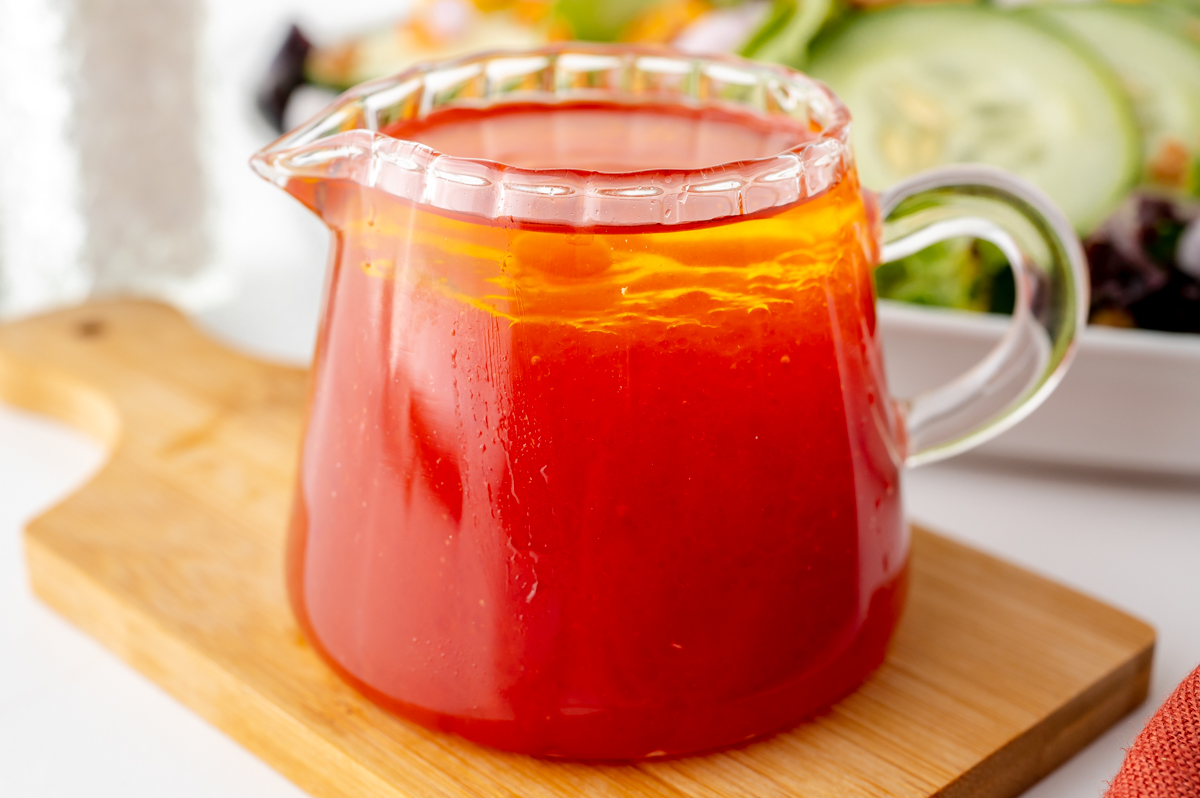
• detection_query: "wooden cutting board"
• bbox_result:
[2,300,1154,798]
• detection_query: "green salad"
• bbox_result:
[800,0,1200,330]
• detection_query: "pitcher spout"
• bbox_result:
[250,75,443,222]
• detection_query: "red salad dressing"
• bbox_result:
[284,102,908,759]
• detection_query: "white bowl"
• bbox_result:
[878,301,1200,475]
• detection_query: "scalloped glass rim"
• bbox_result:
[251,44,855,227]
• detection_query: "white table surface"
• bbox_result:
[1,296,1198,798]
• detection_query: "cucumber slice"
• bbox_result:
[1039,3,1200,194]
[808,5,1140,232]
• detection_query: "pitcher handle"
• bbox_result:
[879,165,1089,467]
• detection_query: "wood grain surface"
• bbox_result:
[2,300,1155,798]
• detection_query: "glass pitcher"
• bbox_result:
[252,44,1085,760]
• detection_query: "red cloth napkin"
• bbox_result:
[1107,663,1200,797]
